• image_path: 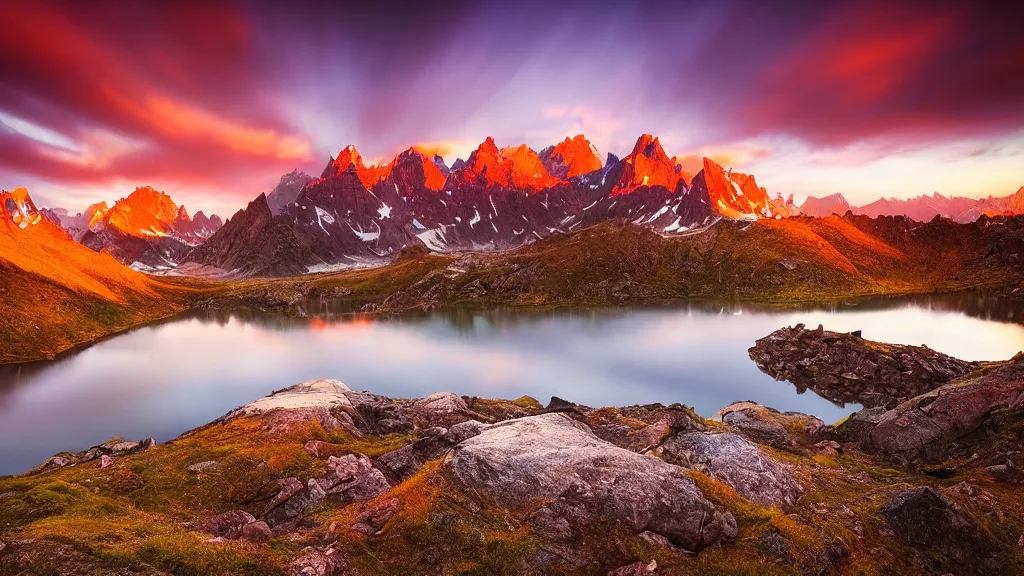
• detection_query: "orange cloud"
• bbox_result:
[673,144,774,173]
[142,96,311,161]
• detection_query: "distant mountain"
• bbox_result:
[43,201,110,238]
[184,133,796,277]
[266,169,315,215]
[801,189,1024,223]
[800,193,852,218]
[66,187,223,269]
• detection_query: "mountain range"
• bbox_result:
[43,187,223,270]
[5,182,1024,361]
[183,134,798,276]
[21,132,1024,278]
[801,188,1024,222]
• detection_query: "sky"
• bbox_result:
[1,0,1022,217]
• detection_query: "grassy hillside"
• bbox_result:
[0,218,200,363]
[207,216,1023,316]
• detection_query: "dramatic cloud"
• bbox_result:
[0,0,1021,213]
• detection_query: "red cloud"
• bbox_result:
[739,3,1024,147]
[0,1,312,201]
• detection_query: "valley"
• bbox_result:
[4,174,1024,364]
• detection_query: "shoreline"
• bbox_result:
[3,281,1019,367]
[3,336,1022,574]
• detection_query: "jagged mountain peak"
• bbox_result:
[0,187,43,230]
[632,133,667,159]
[102,186,180,237]
[383,147,447,192]
[693,158,775,220]
[612,134,680,194]
[267,169,315,215]
[433,154,450,177]
[540,134,602,179]
[500,144,560,192]
[331,145,386,188]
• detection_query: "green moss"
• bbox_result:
[134,533,285,576]
[511,395,542,410]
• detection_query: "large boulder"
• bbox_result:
[882,487,1000,574]
[712,401,823,451]
[836,353,1024,461]
[749,324,980,408]
[206,510,257,539]
[288,546,349,576]
[413,392,467,414]
[580,404,707,453]
[227,379,360,433]
[656,431,803,509]
[312,454,390,504]
[448,413,737,552]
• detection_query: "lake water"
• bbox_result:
[2,292,1024,475]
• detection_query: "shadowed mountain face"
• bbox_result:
[185,134,798,276]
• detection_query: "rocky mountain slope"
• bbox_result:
[4,329,1023,575]
[196,211,1024,318]
[0,188,190,362]
[803,187,1024,223]
[267,169,315,215]
[183,134,798,277]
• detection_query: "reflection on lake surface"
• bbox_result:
[2,291,1024,475]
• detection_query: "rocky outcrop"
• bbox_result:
[712,401,823,451]
[448,413,737,552]
[377,420,484,482]
[835,353,1024,461]
[227,379,361,434]
[288,546,349,576]
[261,454,389,529]
[749,324,980,408]
[351,497,402,536]
[267,170,315,215]
[882,487,1001,575]
[28,437,155,474]
[205,510,271,542]
[15,373,1024,575]
[412,391,467,414]
[656,431,803,509]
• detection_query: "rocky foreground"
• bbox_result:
[2,332,1024,575]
